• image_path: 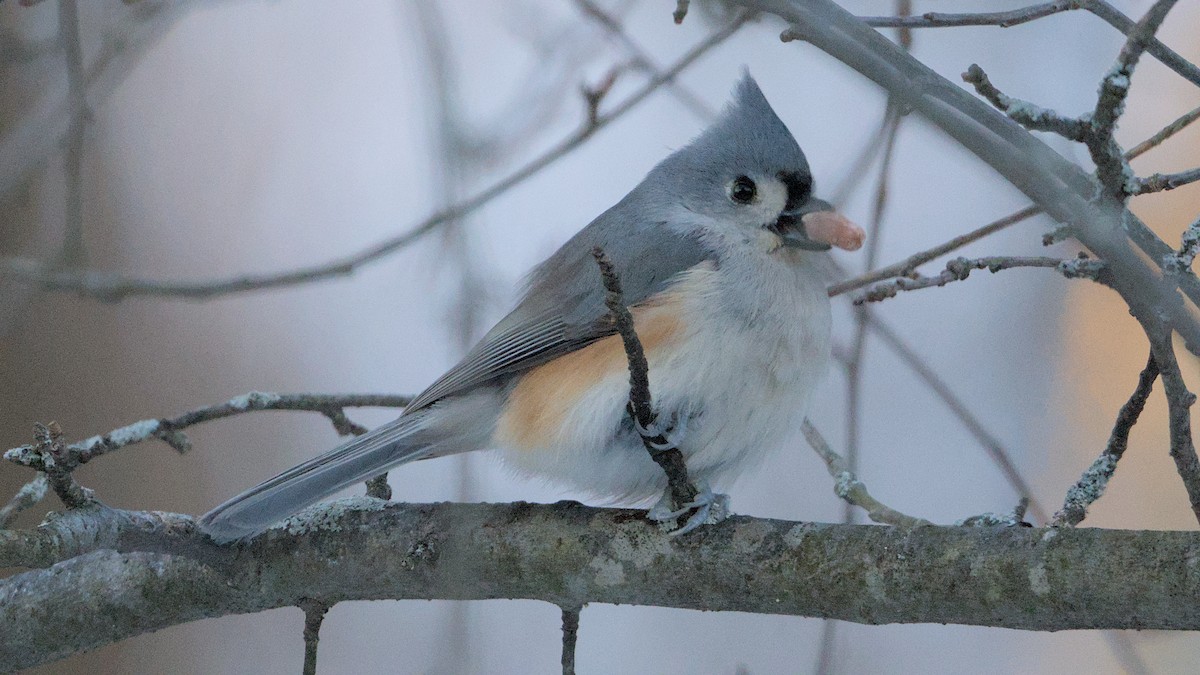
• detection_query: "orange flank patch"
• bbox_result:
[496,298,687,451]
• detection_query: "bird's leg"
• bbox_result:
[647,480,731,536]
[636,410,730,535]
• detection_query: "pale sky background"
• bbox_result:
[2,1,1200,673]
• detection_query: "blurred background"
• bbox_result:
[1,0,1199,673]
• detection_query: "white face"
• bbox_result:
[697,173,793,253]
[724,173,789,230]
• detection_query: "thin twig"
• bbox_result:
[57,0,87,266]
[957,497,1031,527]
[299,599,331,675]
[832,106,1200,298]
[592,247,697,509]
[0,12,750,302]
[1142,319,1200,526]
[1052,353,1159,527]
[843,100,904,523]
[3,393,412,473]
[1084,0,1200,89]
[860,3,1075,29]
[31,422,93,509]
[962,64,1086,141]
[860,0,1200,89]
[863,313,1050,523]
[1164,216,1200,277]
[573,0,715,119]
[673,0,690,24]
[560,604,582,675]
[822,13,910,670]
[853,255,1105,304]
[1126,105,1200,159]
[1090,0,1180,200]
[0,476,49,529]
[1,1,210,204]
[829,206,1043,297]
[1135,166,1200,195]
[801,420,930,527]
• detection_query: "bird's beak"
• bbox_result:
[771,198,835,251]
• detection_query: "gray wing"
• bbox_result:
[405,209,714,412]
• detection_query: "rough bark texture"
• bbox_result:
[2,500,1200,671]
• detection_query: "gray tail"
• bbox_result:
[199,412,431,543]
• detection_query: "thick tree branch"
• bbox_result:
[4,502,1200,671]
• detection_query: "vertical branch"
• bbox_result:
[1052,353,1159,527]
[821,4,909,666]
[299,599,331,675]
[57,0,87,266]
[592,247,697,508]
[1142,319,1200,524]
[843,101,903,523]
[560,604,582,675]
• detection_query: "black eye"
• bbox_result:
[729,176,756,204]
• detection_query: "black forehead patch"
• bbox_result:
[779,171,813,211]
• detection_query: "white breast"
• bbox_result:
[495,247,832,506]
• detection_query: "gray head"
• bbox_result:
[641,72,830,250]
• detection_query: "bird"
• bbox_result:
[200,73,864,543]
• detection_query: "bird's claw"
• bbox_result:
[647,483,730,536]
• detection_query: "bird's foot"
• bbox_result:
[647,481,731,536]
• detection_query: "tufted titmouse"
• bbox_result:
[200,73,864,542]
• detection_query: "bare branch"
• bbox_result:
[4,393,411,474]
[573,0,715,119]
[592,247,697,509]
[57,0,87,266]
[853,255,1106,305]
[1142,319,1200,525]
[1090,0,1181,199]
[6,502,1200,671]
[862,313,1050,522]
[1126,104,1200,159]
[759,0,1200,355]
[1083,0,1200,88]
[560,605,582,675]
[829,206,1043,298]
[1164,216,1200,277]
[0,476,49,529]
[0,12,749,302]
[860,1,1200,88]
[1135,166,1200,195]
[672,0,690,24]
[300,599,331,675]
[961,64,1087,140]
[31,422,93,509]
[832,105,1200,298]
[1053,353,1159,527]
[801,420,930,528]
[860,3,1075,29]
[1,1,207,204]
